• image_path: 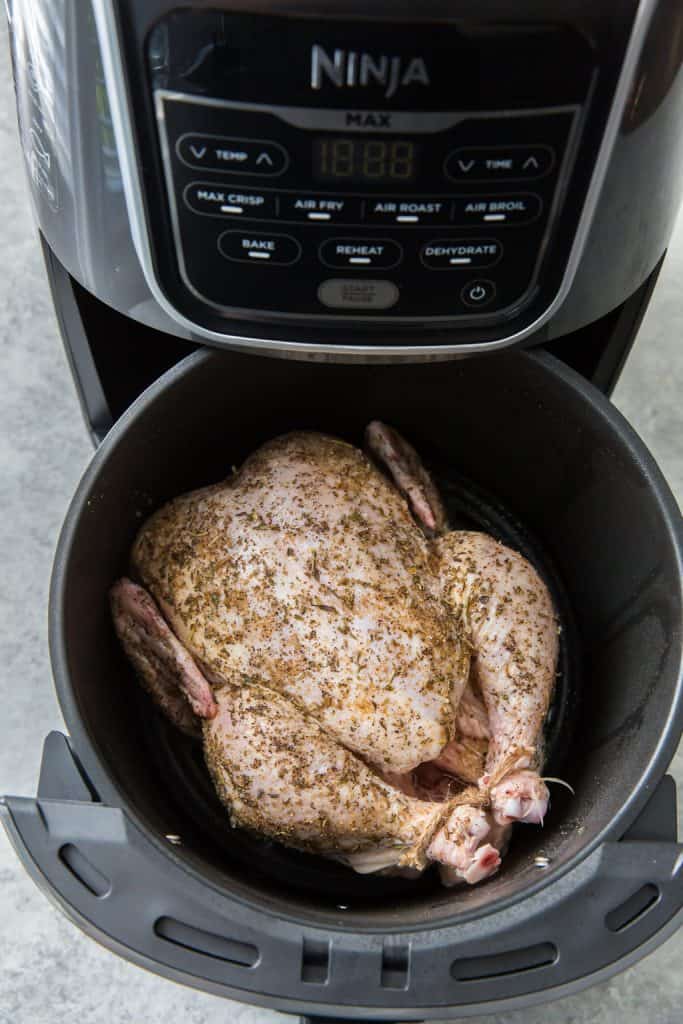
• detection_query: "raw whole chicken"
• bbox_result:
[111,424,558,886]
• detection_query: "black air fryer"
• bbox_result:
[3,1,683,1020]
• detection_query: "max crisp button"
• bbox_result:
[318,278,399,309]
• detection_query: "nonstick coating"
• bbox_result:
[50,348,683,929]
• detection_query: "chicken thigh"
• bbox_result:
[111,424,559,885]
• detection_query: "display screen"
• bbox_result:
[313,137,419,183]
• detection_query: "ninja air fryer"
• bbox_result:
[3,1,683,1021]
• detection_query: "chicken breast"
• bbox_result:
[131,432,469,774]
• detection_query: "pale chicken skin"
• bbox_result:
[111,424,559,885]
[130,433,468,775]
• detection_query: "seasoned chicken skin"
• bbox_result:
[112,424,559,885]
[130,433,468,774]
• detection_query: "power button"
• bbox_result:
[461,279,496,308]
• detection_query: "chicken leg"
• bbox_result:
[366,422,558,827]
[205,679,502,882]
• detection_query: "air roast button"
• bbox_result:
[218,231,301,266]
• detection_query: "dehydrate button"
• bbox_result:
[420,239,502,269]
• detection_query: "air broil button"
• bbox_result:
[452,194,542,226]
[218,231,301,266]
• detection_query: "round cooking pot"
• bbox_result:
[3,348,683,1020]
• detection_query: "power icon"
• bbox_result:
[461,279,496,307]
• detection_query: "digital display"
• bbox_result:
[313,137,419,183]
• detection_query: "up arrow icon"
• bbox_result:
[256,151,274,166]
[523,155,539,171]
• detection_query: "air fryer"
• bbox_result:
[3,1,683,1021]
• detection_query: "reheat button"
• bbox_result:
[420,239,502,270]
[319,238,402,269]
[452,194,542,226]
[218,231,301,266]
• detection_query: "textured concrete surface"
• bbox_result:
[1,16,682,1024]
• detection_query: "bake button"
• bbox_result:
[280,194,362,222]
[461,279,496,307]
[184,183,276,218]
[218,231,301,266]
[319,238,402,270]
[445,146,554,181]
[318,278,399,309]
[452,194,542,226]
[365,198,448,224]
[420,239,502,270]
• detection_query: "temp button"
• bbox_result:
[320,238,402,269]
[420,238,502,270]
[177,134,288,175]
[218,231,301,266]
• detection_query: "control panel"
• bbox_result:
[135,10,602,336]
[157,95,577,320]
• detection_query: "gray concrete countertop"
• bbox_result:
[1,15,682,1024]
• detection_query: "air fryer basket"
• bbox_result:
[3,348,683,1020]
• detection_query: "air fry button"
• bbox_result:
[420,239,502,270]
[461,279,496,308]
[218,231,301,266]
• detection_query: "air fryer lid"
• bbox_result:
[34,348,683,1015]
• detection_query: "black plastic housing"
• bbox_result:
[3,348,682,1018]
